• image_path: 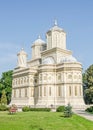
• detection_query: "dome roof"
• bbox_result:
[34,35,45,44]
[42,57,55,64]
[18,48,27,55]
[60,55,77,63]
[49,20,64,32]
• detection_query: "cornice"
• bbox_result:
[41,47,72,56]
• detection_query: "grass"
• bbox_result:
[0,111,93,130]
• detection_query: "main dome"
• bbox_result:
[60,55,77,63]
[42,57,55,64]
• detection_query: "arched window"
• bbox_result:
[44,75,47,80]
[69,86,71,96]
[49,87,51,96]
[27,78,29,83]
[30,78,33,83]
[31,88,34,97]
[44,86,46,96]
[79,86,82,96]
[58,74,61,81]
[40,86,42,96]
[74,75,77,79]
[58,86,61,96]
[16,79,17,85]
[68,75,72,79]
[14,89,16,98]
[24,77,26,83]
[21,78,23,84]
[39,74,42,81]
[18,79,20,85]
[79,75,81,79]
[19,89,21,97]
[75,86,77,96]
[48,76,52,80]
[25,88,27,97]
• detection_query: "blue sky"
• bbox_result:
[0,0,93,76]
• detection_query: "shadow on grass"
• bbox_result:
[60,114,73,118]
[30,124,44,130]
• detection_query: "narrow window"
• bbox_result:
[44,87,46,96]
[69,86,71,96]
[49,87,51,96]
[31,88,34,97]
[14,89,16,98]
[75,86,77,96]
[40,86,42,96]
[79,86,81,96]
[19,89,21,97]
[25,88,27,97]
[58,86,61,96]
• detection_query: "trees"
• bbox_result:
[83,64,93,104]
[1,90,7,105]
[64,103,73,117]
[0,70,13,104]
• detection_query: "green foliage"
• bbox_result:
[64,103,73,117]
[0,70,13,104]
[30,108,51,112]
[1,90,7,105]
[56,106,65,112]
[22,106,51,112]
[85,106,93,113]
[85,87,93,104]
[22,106,30,112]
[0,105,8,111]
[83,64,93,104]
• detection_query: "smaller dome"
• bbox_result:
[42,57,55,64]
[34,35,45,44]
[50,20,64,32]
[18,48,27,55]
[60,55,77,63]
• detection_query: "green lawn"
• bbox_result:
[0,111,93,130]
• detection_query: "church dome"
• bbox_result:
[49,20,64,32]
[33,35,45,45]
[60,55,77,63]
[18,48,27,55]
[42,57,55,64]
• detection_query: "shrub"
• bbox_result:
[64,103,73,117]
[56,106,65,112]
[22,106,30,112]
[0,105,8,111]
[30,108,51,112]
[85,106,93,112]
[22,107,51,112]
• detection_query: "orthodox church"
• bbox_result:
[11,21,85,109]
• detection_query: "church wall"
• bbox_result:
[11,68,38,106]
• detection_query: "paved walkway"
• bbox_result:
[73,109,93,121]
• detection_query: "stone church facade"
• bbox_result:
[11,21,84,109]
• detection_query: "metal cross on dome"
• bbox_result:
[54,19,58,26]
